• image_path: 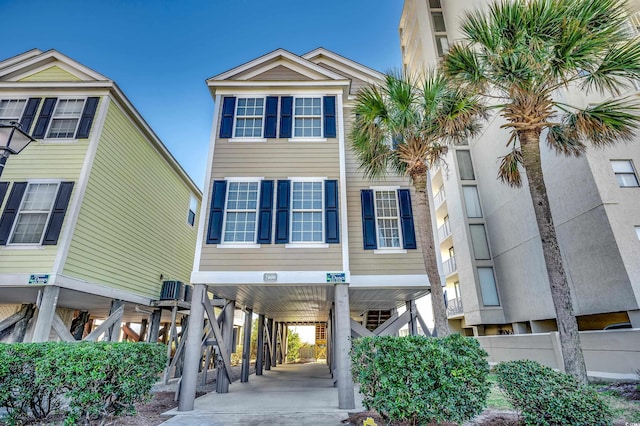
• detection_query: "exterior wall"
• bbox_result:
[0,121,88,274]
[19,66,82,82]
[343,105,427,276]
[478,329,640,379]
[63,98,200,299]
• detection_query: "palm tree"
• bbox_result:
[442,0,640,384]
[350,71,486,337]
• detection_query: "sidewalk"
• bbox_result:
[161,362,365,425]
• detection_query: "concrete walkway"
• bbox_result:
[162,362,365,425]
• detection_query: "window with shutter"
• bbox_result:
[361,187,417,252]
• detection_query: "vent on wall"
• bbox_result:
[160,280,185,300]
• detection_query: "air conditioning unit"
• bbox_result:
[160,280,185,300]
[183,284,193,302]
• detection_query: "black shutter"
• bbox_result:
[19,98,41,134]
[219,97,236,138]
[398,189,417,249]
[324,180,339,244]
[42,182,74,245]
[257,180,274,244]
[206,180,227,244]
[323,96,336,138]
[75,97,99,139]
[279,96,293,138]
[32,98,57,138]
[0,182,8,207]
[0,182,27,245]
[361,189,377,250]
[274,180,290,244]
[264,96,278,138]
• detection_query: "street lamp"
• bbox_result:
[0,121,36,178]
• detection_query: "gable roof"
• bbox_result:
[0,49,110,82]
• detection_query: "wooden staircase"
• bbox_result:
[364,310,392,331]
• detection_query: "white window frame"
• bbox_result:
[230,96,266,142]
[0,98,27,126]
[291,96,325,142]
[611,159,640,187]
[371,186,406,254]
[8,180,60,246]
[286,177,328,248]
[635,226,640,241]
[187,195,198,227]
[218,178,262,248]
[45,98,86,140]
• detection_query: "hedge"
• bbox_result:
[0,342,166,425]
[351,334,490,424]
[495,360,612,426]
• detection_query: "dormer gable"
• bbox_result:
[0,49,110,83]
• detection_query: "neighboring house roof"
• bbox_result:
[206,47,383,96]
[0,49,201,196]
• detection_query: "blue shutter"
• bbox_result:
[0,182,27,245]
[75,97,99,139]
[32,98,57,138]
[206,180,227,244]
[257,180,274,244]
[323,96,336,138]
[274,180,290,244]
[361,189,377,250]
[19,98,41,134]
[219,97,236,138]
[279,96,293,138]
[264,96,278,138]
[42,182,74,245]
[398,189,417,249]
[324,180,339,244]
[0,182,8,207]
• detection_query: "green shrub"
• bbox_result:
[495,360,612,426]
[0,342,166,425]
[351,334,490,425]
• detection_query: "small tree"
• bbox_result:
[286,330,302,362]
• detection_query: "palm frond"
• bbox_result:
[572,97,640,146]
[546,124,586,156]
[582,39,640,95]
[497,148,524,187]
[440,44,487,89]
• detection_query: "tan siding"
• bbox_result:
[343,106,428,276]
[19,66,82,82]
[0,138,88,274]
[249,65,313,81]
[63,100,200,299]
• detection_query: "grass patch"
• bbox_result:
[590,384,640,424]
[485,374,513,410]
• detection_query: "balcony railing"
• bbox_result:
[438,220,451,241]
[442,256,457,275]
[433,185,445,206]
[446,297,463,317]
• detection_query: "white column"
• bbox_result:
[178,284,205,412]
[32,286,60,342]
[334,283,355,409]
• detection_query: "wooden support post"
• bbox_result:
[256,314,265,376]
[241,308,252,383]
[32,286,60,342]
[216,300,235,393]
[139,318,148,342]
[406,300,417,336]
[265,318,273,371]
[164,306,178,383]
[282,323,288,364]
[84,305,125,341]
[70,311,90,340]
[334,283,355,409]
[106,300,124,342]
[148,309,161,343]
[178,284,206,412]
[270,319,277,368]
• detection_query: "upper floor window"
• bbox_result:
[291,181,323,243]
[187,195,198,227]
[223,181,259,243]
[293,97,322,138]
[234,98,264,138]
[47,99,85,138]
[374,190,402,248]
[0,99,26,125]
[456,150,475,180]
[611,160,639,187]
[10,183,59,244]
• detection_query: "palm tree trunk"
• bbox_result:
[519,130,588,384]
[412,172,450,337]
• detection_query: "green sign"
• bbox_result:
[28,274,49,285]
[326,272,346,283]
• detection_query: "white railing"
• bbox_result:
[433,185,445,206]
[438,219,451,240]
[446,297,463,317]
[442,256,457,275]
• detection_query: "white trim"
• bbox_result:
[237,59,334,81]
[229,138,267,143]
[2,245,45,251]
[287,138,327,143]
[287,176,328,181]
[193,94,221,272]
[0,81,114,89]
[372,188,404,250]
[336,94,350,273]
[285,243,329,249]
[374,249,408,255]
[224,176,263,182]
[302,48,386,82]
[44,97,86,140]
[0,49,42,73]
[0,97,28,123]
[210,81,350,90]
[214,87,345,96]
[52,97,110,275]
[217,243,261,249]
[369,185,400,191]
[220,180,261,244]
[0,50,108,81]
[232,95,266,139]
[289,178,325,244]
[350,274,428,287]
[7,181,61,246]
[191,270,350,285]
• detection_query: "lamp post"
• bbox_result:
[0,122,36,178]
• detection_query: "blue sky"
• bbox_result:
[0,0,405,189]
